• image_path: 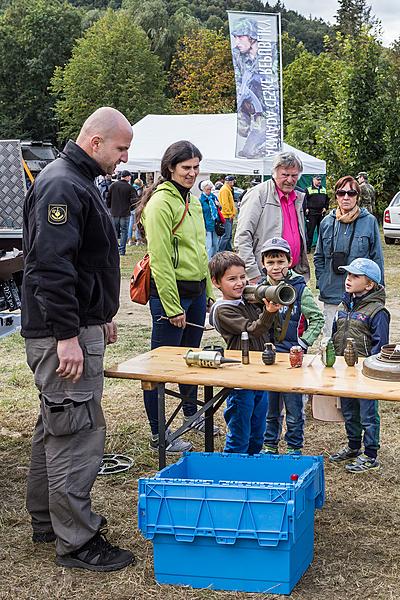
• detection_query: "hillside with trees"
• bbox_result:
[1,0,400,205]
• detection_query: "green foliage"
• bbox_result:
[170,28,235,114]
[334,0,376,37]
[122,0,200,69]
[283,12,332,55]
[283,50,342,155]
[0,0,82,140]
[51,9,169,140]
[281,31,305,68]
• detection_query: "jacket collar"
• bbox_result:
[61,140,105,180]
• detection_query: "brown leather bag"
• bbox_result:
[129,197,189,305]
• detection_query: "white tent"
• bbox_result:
[123,113,326,176]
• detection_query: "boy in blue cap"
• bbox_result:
[329,258,390,472]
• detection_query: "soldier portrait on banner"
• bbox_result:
[228,12,282,159]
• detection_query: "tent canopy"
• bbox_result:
[123,113,326,176]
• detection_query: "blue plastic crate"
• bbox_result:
[138,452,324,595]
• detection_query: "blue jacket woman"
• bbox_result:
[314,175,384,336]
[199,180,219,259]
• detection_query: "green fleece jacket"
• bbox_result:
[142,181,214,317]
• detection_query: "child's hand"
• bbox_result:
[263,298,282,313]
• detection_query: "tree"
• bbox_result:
[281,31,304,68]
[122,0,200,69]
[283,49,343,157]
[51,9,169,140]
[0,0,82,140]
[334,0,376,37]
[169,28,236,114]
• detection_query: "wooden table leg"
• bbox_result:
[157,383,166,469]
[204,385,214,452]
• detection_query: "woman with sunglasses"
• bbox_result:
[314,175,384,336]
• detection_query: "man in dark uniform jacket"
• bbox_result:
[22,107,135,572]
[304,174,329,252]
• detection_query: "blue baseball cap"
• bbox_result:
[261,237,291,255]
[338,258,381,284]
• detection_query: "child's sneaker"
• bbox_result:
[182,415,220,436]
[149,428,193,454]
[329,446,361,463]
[345,454,380,473]
[286,447,302,455]
[262,445,279,454]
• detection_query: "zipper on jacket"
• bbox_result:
[172,236,179,269]
[363,334,369,356]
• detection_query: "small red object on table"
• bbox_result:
[289,346,304,368]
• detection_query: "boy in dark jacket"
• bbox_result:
[329,258,390,472]
[209,251,279,454]
[262,237,324,454]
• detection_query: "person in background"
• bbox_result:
[218,175,236,251]
[128,178,144,246]
[22,106,134,572]
[329,258,389,472]
[303,175,329,252]
[314,175,384,337]
[97,173,113,203]
[107,169,134,256]
[234,151,309,284]
[136,140,217,453]
[356,171,376,216]
[199,180,219,259]
[209,251,279,454]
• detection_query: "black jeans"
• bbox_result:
[306,212,323,251]
[143,293,206,434]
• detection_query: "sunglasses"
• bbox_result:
[336,189,358,198]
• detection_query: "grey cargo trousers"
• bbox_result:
[25,325,107,556]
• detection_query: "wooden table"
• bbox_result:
[105,346,400,468]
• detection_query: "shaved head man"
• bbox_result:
[77,106,133,174]
[22,107,135,572]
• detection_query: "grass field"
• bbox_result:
[1,240,400,600]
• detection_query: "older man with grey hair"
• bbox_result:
[234,151,309,283]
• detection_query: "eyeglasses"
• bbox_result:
[336,189,358,198]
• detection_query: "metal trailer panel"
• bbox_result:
[0,140,27,229]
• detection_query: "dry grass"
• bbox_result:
[1,241,400,599]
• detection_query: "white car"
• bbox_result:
[383,191,400,244]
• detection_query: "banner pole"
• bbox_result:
[278,11,283,149]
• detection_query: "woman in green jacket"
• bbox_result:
[136,140,215,453]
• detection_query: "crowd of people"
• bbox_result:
[21,106,388,575]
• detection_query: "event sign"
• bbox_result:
[228,11,282,159]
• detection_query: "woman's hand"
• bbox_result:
[169,313,186,328]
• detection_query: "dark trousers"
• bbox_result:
[143,293,206,435]
[218,217,233,251]
[306,212,323,251]
[340,397,380,458]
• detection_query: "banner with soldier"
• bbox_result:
[228,11,282,159]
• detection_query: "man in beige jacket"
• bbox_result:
[234,151,310,283]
